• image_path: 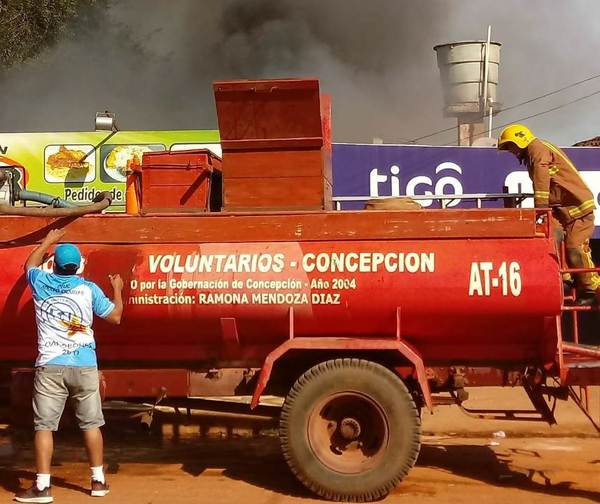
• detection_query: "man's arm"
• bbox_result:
[103,274,124,325]
[528,143,552,208]
[24,229,66,272]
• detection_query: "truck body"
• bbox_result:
[0,209,562,366]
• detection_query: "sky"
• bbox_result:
[0,0,599,146]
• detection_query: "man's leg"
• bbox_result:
[565,213,600,304]
[83,427,104,468]
[83,428,107,491]
[551,216,573,290]
[34,431,54,475]
[68,367,109,496]
[16,367,67,503]
[32,366,68,480]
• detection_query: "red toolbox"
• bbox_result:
[139,149,222,214]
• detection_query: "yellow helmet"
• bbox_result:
[497,124,536,150]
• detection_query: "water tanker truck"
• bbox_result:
[1,79,599,502]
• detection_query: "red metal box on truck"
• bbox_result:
[139,149,222,214]
[214,79,332,211]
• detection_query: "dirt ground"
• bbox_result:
[1,387,599,503]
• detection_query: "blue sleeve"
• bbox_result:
[89,282,115,318]
[26,268,46,298]
[26,267,42,286]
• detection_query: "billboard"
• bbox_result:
[0,130,221,210]
[2,131,600,235]
[332,143,600,236]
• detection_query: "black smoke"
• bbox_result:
[1,0,599,145]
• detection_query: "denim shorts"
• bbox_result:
[33,365,105,431]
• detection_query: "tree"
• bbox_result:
[0,0,107,68]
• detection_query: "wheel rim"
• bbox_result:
[307,391,390,474]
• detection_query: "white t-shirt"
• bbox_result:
[26,268,115,367]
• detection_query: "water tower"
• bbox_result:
[434,29,501,146]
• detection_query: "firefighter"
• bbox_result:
[498,124,600,306]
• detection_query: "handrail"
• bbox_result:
[562,342,600,359]
[332,192,533,210]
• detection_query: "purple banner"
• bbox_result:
[332,144,600,237]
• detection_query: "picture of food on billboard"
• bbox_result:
[100,144,165,182]
[44,144,96,183]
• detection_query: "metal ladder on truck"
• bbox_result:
[557,239,600,432]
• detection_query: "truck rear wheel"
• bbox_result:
[279,358,421,502]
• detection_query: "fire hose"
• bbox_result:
[17,190,77,208]
[0,168,112,216]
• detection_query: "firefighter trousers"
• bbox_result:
[553,212,600,294]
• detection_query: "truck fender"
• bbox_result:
[250,337,432,410]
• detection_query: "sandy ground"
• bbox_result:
[1,387,599,503]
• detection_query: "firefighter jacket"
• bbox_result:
[525,138,596,224]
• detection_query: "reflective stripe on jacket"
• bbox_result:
[526,138,596,223]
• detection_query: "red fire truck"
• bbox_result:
[1,79,599,502]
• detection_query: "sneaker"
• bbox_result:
[574,292,598,306]
[14,484,53,503]
[91,479,110,497]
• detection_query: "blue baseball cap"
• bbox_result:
[54,243,81,269]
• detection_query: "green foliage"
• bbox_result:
[0,0,107,68]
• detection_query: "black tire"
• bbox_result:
[279,358,421,502]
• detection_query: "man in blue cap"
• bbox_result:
[16,229,123,503]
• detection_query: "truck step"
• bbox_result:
[565,358,600,369]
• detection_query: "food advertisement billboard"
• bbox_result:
[0,130,221,210]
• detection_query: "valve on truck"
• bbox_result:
[0,166,21,206]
